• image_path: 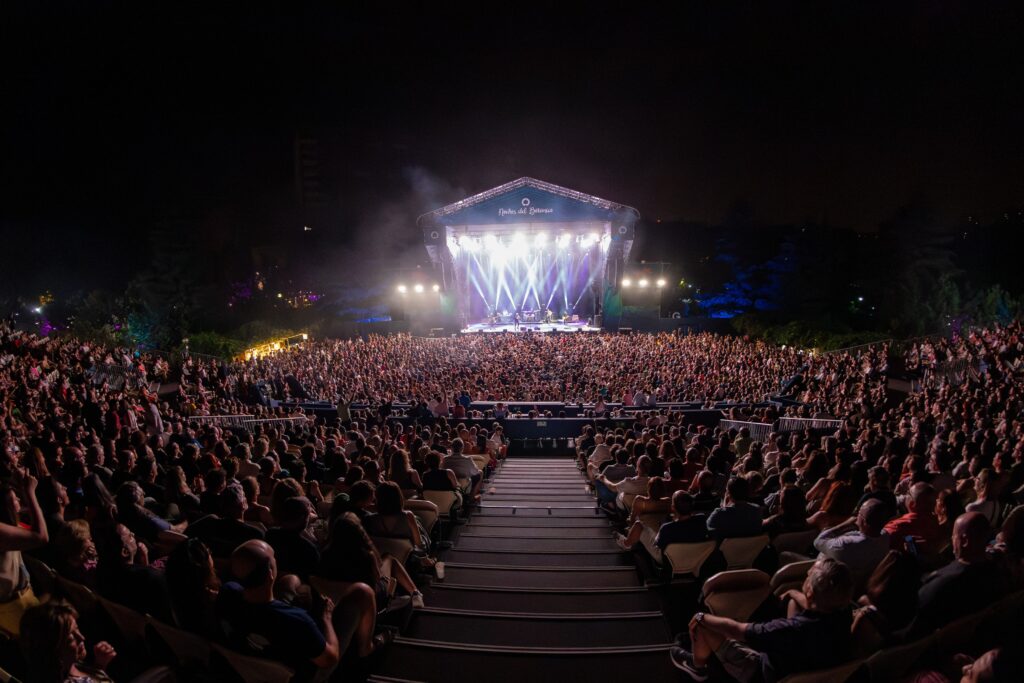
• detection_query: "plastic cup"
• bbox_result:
[435,562,446,580]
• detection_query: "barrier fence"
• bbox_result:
[718,419,775,444]
[186,414,311,432]
[776,417,844,433]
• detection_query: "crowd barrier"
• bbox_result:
[719,419,774,444]
[187,414,311,432]
[776,417,844,433]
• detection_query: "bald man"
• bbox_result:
[216,540,348,679]
[907,511,1007,637]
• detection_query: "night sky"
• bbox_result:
[2,2,1023,296]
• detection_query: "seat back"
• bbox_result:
[423,490,460,519]
[22,555,57,598]
[770,560,816,597]
[408,503,439,538]
[99,596,150,652]
[663,540,718,577]
[56,576,100,619]
[778,658,864,683]
[719,534,770,569]
[865,634,934,682]
[145,616,212,670]
[371,536,414,564]
[619,493,638,511]
[702,569,771,622]
[309,576,358,603]
[210,643,295,683]
[935,608,989,652]
[772,529,819,556]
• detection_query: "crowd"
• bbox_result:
[580,322,1024,682]
[1,318,1023,681]
[227,332,812,407]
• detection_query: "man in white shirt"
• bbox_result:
[598,455,652,512]
[585,434,612,481]
[813,498,891,589]
[442,438,481,498]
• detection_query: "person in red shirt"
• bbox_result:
[884,482,941,553]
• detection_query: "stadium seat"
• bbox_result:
[56,576,99,619]
[22,555,56,598]
[778,657,864,683]
[769,560,816,597]
[935,608,989,653]
[719,534,770,570]
[145,616,212,672]
[423,490,461,520]
[663,540,717,578]
[210,642,295,683]
[701,569,772,622]
[864,634,934,682]
[406,499,439,538]
[771,529,818,558]
[371,536,414,565]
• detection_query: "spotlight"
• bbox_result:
[32,306,42,314]
[621,278,632,288]
[638,279,649,288]
[534,232,547,247]
[397,285,407,294]
[483,234,499,251]
[556,234,571,249]
[656,278,667,288]
[414,284,425,293]
[432,284,440,292]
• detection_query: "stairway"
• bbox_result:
[370,457,675,682]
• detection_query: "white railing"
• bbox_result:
[719,419,775,444]
[776,417,844,433]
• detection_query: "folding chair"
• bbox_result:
[99,596,150,652]
[719,534,770,570]
[701,569,772,622]
[56,576,100,619]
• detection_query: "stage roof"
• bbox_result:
[417,177,640,229]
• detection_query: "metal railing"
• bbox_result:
[776,417,844,433]
[719,419,775,444]
[186,414,311,432]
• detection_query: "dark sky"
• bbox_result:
[2,2,1023,294]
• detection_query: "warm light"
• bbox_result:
[397,285,407,294]
[621,278,632,288]
[301,334,308,340]
[276,293,283,299]
[638,279,649,288]
[656,278,667,288]
[432,284,440,292]
[414,284,425,293]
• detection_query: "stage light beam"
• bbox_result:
[656,278,666,288]
[397,285,407,294]
[622,278,632,287]
[638,279,649,288]
[432,284,440,292]
[414,284,425,293]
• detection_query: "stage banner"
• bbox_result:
[439,186,619,225]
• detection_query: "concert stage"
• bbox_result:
[420,177,639,330]
[462,320,600,334]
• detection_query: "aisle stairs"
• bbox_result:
[371,457,675,682]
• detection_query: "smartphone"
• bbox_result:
[904,535,919,556]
